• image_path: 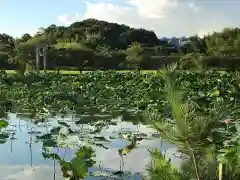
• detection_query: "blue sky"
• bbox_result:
[0,0,86,36]
[0,0,240,38]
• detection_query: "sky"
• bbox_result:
[0,0,240,38]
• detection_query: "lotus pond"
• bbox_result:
[0,112,181,180]
[0,70,240,180]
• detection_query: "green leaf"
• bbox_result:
[71,158,87,178]
[209,89,220,97]
[0,120,8,129]
[118,138,137,156]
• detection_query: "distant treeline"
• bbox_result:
[1,19,240,71]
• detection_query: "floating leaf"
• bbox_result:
[50,126,61,135]
[89,171,112,177]
[94,143,109,149]
[58,120,70,128]
[94,136,109,142]
[28,131,42,135]
[0,133,9,144]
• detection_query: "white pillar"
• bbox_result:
[36,47,40,74]
[43,47,47,72]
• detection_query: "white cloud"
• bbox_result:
[0,165,64,180]
[126,0,178,19]
[188,1,199,13]
[83,1,132,23]
[57,0,238,37]
[58,13,81,26]
[28,28,40,37]
[197,30,213,38]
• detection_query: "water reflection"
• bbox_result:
[0,113,180,180]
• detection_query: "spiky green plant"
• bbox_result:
[146,149,180,180]
[146,66,240,180]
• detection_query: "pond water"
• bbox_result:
[0,113,181,180]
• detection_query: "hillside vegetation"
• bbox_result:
[1,19,240,71]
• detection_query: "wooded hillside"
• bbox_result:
[1,19,240,70]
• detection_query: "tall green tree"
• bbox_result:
[125,42,145,70]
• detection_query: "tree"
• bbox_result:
[53,41,94,70]
[178,52,206,71]
[2,20,240,70]
[9,43,35,64]
[0,33,15,53]
[125,42,145,71]
[18,33,32,43]
[189,35,207,53]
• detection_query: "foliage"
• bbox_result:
[125,42,149,70]
[1,20,240,70]
[1,69,240,179]
[0,119,8,129]
[118,135,137,156]
[146,149,180,180]
[146,67,240,180]
[178,53,206,71]
[59,146,96,179]
[43,145,96,179]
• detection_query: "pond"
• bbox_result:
[0,112,181,180]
